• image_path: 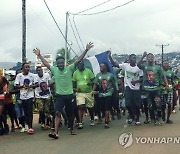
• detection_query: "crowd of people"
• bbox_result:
[0,42,180,140]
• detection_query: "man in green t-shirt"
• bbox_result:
[138,52,168,125]
[161,61,175,124]
[73,62,95,129]
[33,42,94,139]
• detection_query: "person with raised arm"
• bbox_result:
[137,52,168,125]
[108,51,143,125]
[33,42,94,139]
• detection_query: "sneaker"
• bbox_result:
[172,109,176,113]
[153,120,158,125]
[126,118,133,124]
[78,123,83,129]
[70,130,77,135]
[104,124,110,129]
[90,120,95,126]
[27,128,34,134]
[94,116,98,121]
[166,119,173,124]
[41,124,45,129]
[135,121,141,125]
[25,124,29,130]
[20,127,26,133]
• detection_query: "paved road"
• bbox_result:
[1,109,180,154]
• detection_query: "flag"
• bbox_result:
[83,51,113,75]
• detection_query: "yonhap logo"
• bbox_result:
[119,132,133,148]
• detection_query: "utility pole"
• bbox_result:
[65,12,69,65]
[22,0,26,63]
[156,44,169,65]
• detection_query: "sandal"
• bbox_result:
[48,132,59,139]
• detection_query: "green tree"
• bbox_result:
[56,48,70,60]
[54,48,76,65]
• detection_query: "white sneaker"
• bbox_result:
[25,124,29,130]
[172,109,176,113]
[20,128,26,133]
[78,123,83,129]
[94,116,98,121]
[90,120,95,126]
[126,118,133,124]
[135,121,141,125]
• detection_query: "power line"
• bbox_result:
[28,2,58,36]
[68,16,83,52]
[70,0,135,16]
[43,0,78,56]
[72,16,85,51]
[164,30,180,43]
[71,0,113,15]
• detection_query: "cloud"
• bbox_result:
[0,0,180,63]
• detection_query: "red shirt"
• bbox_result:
[175,83,180,95]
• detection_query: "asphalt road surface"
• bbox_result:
[1,109,180,154]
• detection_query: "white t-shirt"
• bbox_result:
[35,73,51,99]
[119,63,143,90]
[14,72,37,100]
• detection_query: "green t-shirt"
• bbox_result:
[50,64,75,95]
[73,68,95,93]
[94,72,115,97]
[113,68,121,90]
[9,80,15,92]
[140,64,164,91]
[161,70,175,94]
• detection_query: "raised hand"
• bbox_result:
[33,48,41,56]
[86,42,94,51]
[107,50,112,57]
[143,51,147,58]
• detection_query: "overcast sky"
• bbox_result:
[0,0,180,63]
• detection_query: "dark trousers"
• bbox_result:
[125,86,141,120]
[55,94,75,130]
[22,98,33,128]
